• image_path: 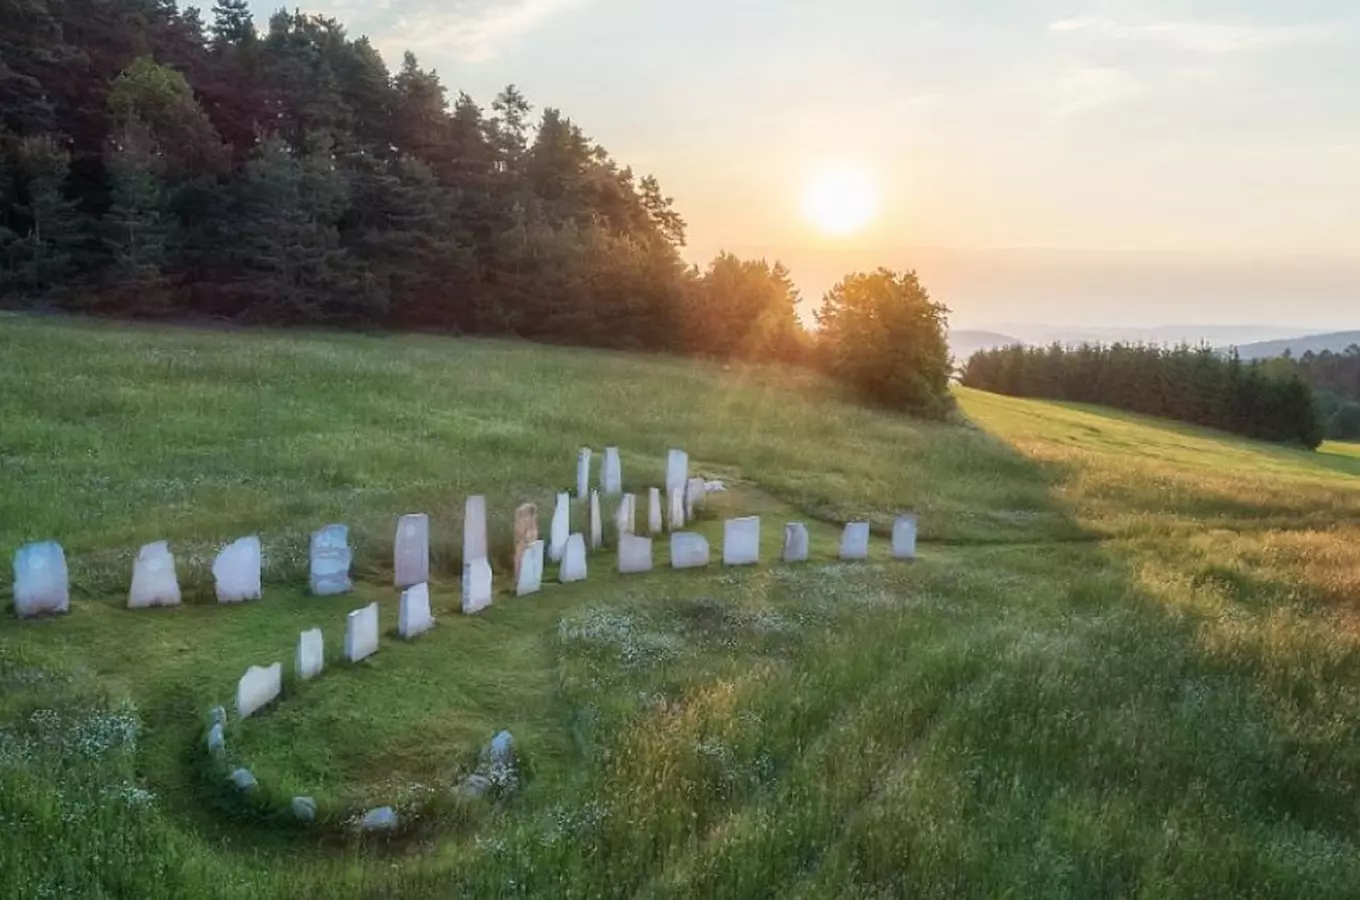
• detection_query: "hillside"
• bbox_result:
[1234,330,1360,359]
[4,315,1360,898]
[948,328,1021,360]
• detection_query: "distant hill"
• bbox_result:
[1233,332,1360,360]
[950,330,1021,361]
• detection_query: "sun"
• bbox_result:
[802,163,879,237]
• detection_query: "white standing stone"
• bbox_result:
[517,540,544,597]
[589,490,603,550]
[236,662,281,719]
[666,449,689,493]
[840,523,871,560]
[670,533,710,569]
[892,515,918,560]
[618,535,653,574]
[648,488,663,534]
[12,542,69,619]
[668,487,686,530]
[549,493,570,563]
[576,448,592,500]
[400,583,436,636]
[782,523,810,563]
[723,517,761,566]
[462,559,493,615]
[309,524,352,596]
[296,628,324,680]
[344,602,380,662]
[463,495,488,565]
[615,493,636,539]
[685,477,707,518]
[394,514,429,588]
[128,541,180,609]
[559,534,587,583]
[602,446,622,494]
[213,536,261,604]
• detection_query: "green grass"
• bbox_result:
[3,314,1360,897]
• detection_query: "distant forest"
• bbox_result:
[1291,347,1360,440]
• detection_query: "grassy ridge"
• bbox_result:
[3,315,1360,897]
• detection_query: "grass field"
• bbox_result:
[3,313,1360,898]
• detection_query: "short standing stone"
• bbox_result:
[517,540,544,597]
[618,535,653,574]
[462,559,493,615]
[344,603,380,662]
[602,446,622,494]
[615,493,636,539]
[210,706,227,727]
[549,493,570,563]
[236,662,281,719]
[840,522,871,561]
[206,723,225,757]
[782,523,810,563]
[589,490,603,550]
[12,541,69,619]
[685,477,707,517]
[213,536,262,604]
[723,517,761,566]
[513,504,538,583]
[488,730,515,767]
[309,524,352,596]
[576,448,592,499]
[292,796,317,823]
[296,627,324,680]
[359,806,398,832]
[666,449,689,493]
[892,515,918,560]
[128,541,181,609]
[648,488,663,534]
[463,495,488,565]
[230,768,257,792]
[560,534,587,583]
[670,533,710,569]
[400,583,436,635]
[394,514,430,588]
[668,487,686,530]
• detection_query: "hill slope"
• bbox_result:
[3,315,1360,898]
[1234,330,1360,359]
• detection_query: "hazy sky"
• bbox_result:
[250,0,1359,330]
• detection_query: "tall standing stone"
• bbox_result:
[668,487,686,531]
[513,504,538,582]
[782,523,810,563]
[236,663,281,719]
[550,493,570,563]
[618,535,654,574]
[213,536,262,604]
[602,447,623,494]
[648,488,663,534]
[517,540,544,597]
[685,477,707,518]
[560,534,588,583]
[401,583,437,635]
[344,603,380,662]
[463,496,488,566]
[615,493,636,540]
[723,517,761,566]
[309,524,352,596]
[670,533,710,569]
[462,559,493,615]
[128,541,181,609]
[12,542,69,618]
[589,490,603,550]
[892,515,918,560]
[666,449,689,493]
[576,448,593,500]
[839,522,871,560]
[296,628,324,680]
[394,514,430,588]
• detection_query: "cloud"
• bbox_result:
[378,0,588,63]
[1048,16,1336,55]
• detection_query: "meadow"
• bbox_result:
[3,313,1360,898]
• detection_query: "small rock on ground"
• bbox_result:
[229,768,257,791]
[291,796,317,823]
[359,806,398,832]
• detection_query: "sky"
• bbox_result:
[249,0,1359,332]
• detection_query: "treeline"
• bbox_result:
[1290,347,1360,440]
[961,343,1324,449]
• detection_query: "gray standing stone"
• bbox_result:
[618,535,653,574]
[615,493,636,539]
[839,522,871,561]
[12,541,69,618]
[513,503,538,583]
[213,536,262,604]
[296,627,325,680]
[685,477,707,518]
[576,447,593,500]
[648,488,663,534]
[723,517,761,566]
[602,446,623,494]
[549,493,570,563]
[462,559,493,615]
[463,495,488,565]
[206,722,225,757]
[229,768,257,792]
[358,806,398,832]
[668,486,686,530]
[344,603,380,662]
[128,541,181,609]
[589,490,603,550]
[400,583,437,635]
[516,540,544,597]
[892,515,918,560]
[670,533,710,569]
[394,514,430,588]
[292,796,317,823]
[666,449,689,493]
[782,523,810,563]
[236,662,281,719]
[560,534,587,583]
[309,524,352,596]
[210,706,227,727]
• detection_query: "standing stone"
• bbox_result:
[462,559,493,615]
[463,495,488,566]
[230,768,258,792]
[666,449,689,493]
[618,535,653,574]
[359,806,398,832]
[344,603,380,662]
[723,517,761,566]
[892,515,918,560]
[394,514,430,588]
[128,541,181,609]
[206,723,225,758]
[670,533,710,569]
[602,447,622,494]
[236,662,281,719]
[685,477,707,518]
[296,628,324,680]
[589,491,603,550]
[576,448,592,500]
[668,487,686,531]
[559,534,587,583]
[309,524,352,596]
[401,583,437,635]
[549,493,570,563]
[13,541,69,619]
[615,493,636,540]
[782,523,810,563]
[513,504,538,582]
[292,796,317,824]
[213,536,262,604]
[517,540,544,597]
[648,488,663,534]
[840,522,871,561]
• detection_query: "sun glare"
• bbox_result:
[802,163,879,237]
